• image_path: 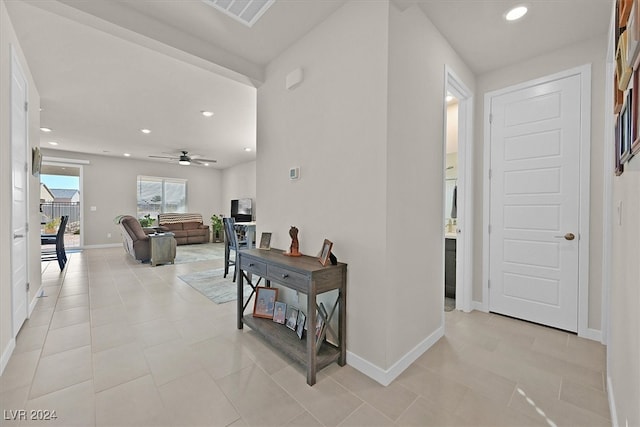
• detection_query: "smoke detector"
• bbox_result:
[202,0,275,27]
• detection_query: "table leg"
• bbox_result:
[237,258,244,330]
[307,288,317,386]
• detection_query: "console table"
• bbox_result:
[237,248,347,385]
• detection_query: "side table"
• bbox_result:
[149,232,176,266]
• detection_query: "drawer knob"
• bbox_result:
[282,274,289,279]
[249,263,255,267]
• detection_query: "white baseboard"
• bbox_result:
[607,375,619,427]
[29,285,44,315]
[347,325,444,386]
[471,301,487,312]
[0,338,16,376]
[580,327,602,343]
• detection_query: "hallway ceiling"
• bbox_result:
[416,0,611,74]
[6,0,611,169]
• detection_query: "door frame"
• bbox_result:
[482,64,593,338]
[40,160,85,248]
[10,45,30,337]
[444,66,473,313]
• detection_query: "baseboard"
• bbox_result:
[82,243,121,249]
[580,327,602,343]
[29,285,45,315]
[0,338,16,376]
[471,301,487,312]
[607,375,619,427]
[347,325,444,386]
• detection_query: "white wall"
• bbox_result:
[257,0,391,369]
[257,0,475,380]
[609,122,640,427]
[473,35,608,332]
[386,3,474,365]
[40,149,224,246]
[221,160,256,218]
[1,0,42,372]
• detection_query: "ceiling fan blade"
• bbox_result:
[149,155,176,159]
[193,158,217,164]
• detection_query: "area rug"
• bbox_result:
[178,267,253,304]
[174,243,225,264]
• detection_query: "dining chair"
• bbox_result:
[223,217,248,282]
[41,215,68,271]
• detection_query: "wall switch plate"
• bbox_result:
[289,167,300,180]
[90,206,97,211]
[107,233,111,238]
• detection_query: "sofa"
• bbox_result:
[157,213,209,245]
[117,215,152,262]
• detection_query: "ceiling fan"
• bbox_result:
[148,150,217,166]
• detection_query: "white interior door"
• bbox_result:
[488,73,581,332]
[11,48,29,337]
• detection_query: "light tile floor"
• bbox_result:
[1,246,610,426]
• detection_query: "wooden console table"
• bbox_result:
[237,248,347,385]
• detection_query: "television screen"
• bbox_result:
[231,198,252,222]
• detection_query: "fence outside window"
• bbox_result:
[41,201,81,235]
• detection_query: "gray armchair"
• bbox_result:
[117,215,151,262]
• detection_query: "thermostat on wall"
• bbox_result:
[289,167,300,180]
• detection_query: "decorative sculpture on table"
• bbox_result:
[285,226,302,256]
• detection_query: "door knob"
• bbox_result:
[554,233,575,241]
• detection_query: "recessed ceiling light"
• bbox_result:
[124,153,131,157]
[40,127,52,132]
[244,147,252,152]
[48,141,58,146]
[201,111,214,117]
[140,129,151,134]
[445,95,454,102]
[203,163,210,166]
[505,5,528,21]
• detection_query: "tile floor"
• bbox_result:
[0,246,610,426]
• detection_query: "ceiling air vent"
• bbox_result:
[202,0,275,27]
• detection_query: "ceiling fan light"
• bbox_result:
[178,160,190,166]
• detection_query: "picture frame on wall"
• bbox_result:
[615,111,624,176]
[615,73,624,114]
[633,70,640,157]
[627,2,640,66]
[620,0,634,28]
[617,30,633,91]
[621,88,633,164]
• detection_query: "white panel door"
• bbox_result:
[11,49,29,337]
[489,73,581,332]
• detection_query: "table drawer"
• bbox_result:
[240,257,267,276]
[267,265,308,289]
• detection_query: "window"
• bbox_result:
[137,176,187,218]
